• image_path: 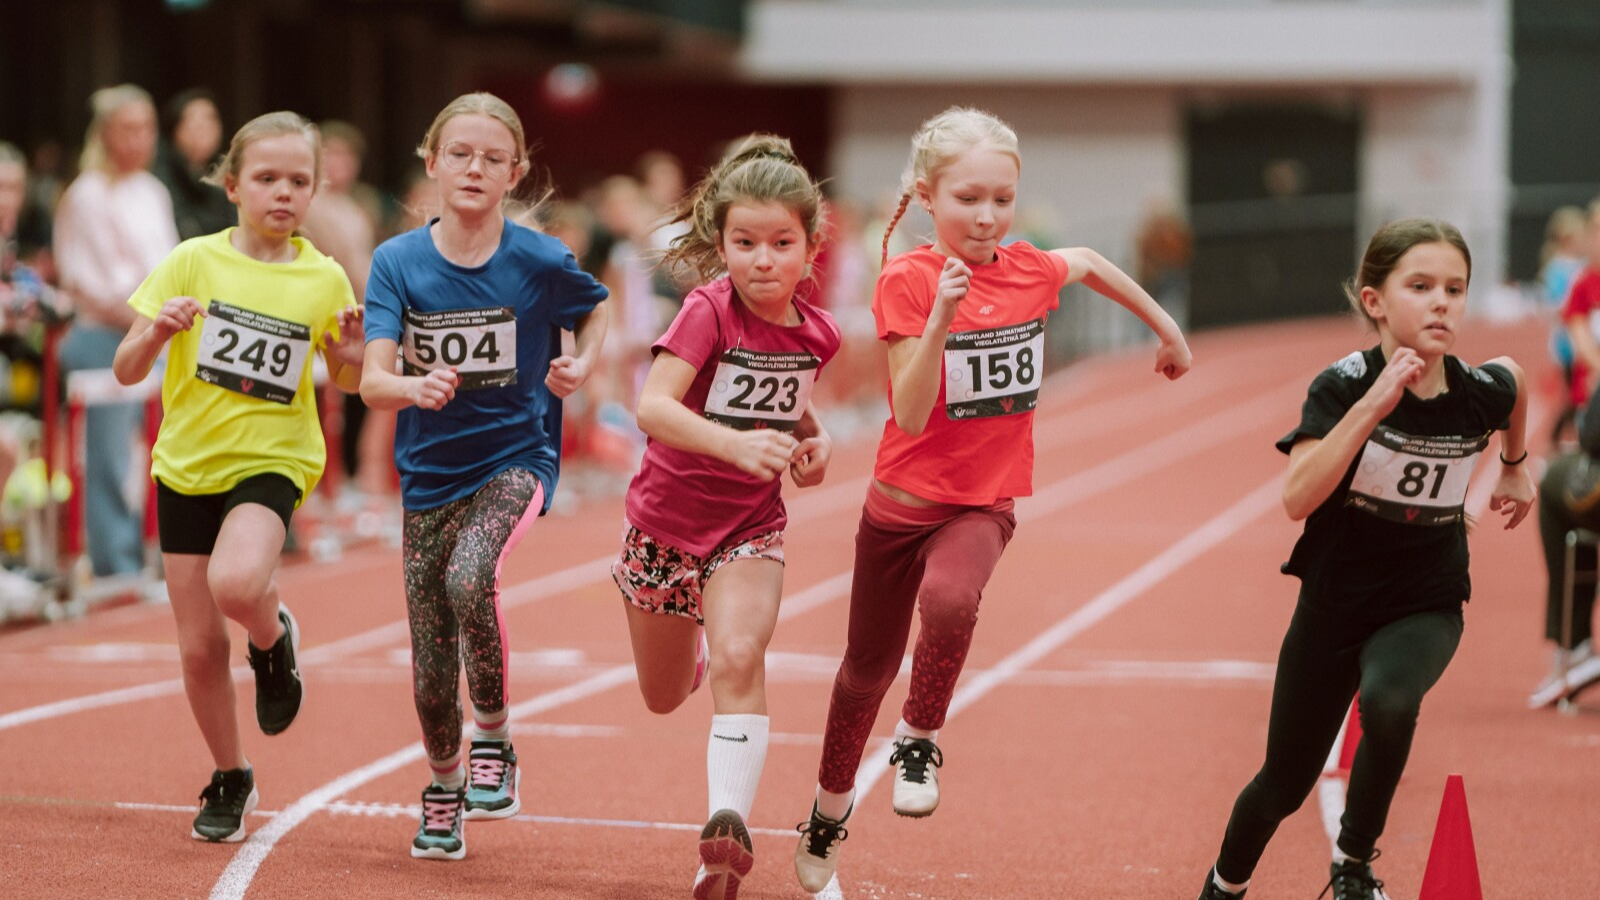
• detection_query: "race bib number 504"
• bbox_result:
[943,318,1045,419]
[704,348,820,432]
[1346,427,1489,526]
[194,301,313,404]
[402,307,517,390]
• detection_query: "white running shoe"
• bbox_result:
[1528,640,1594,709]
[794,802,850,893]
[889,737,942,817]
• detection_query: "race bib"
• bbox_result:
[194,301,313,405]
[402,306,516,390]
[943,318,1045,419]
[1346,426,1489,526]
[704,348,819,432]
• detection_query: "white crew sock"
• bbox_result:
[815,784,855,822]
[707,713,769,820]
[894,718,938,743]
[429,754,466,791]
[473,707,511,744]
[1213,867,1249,894]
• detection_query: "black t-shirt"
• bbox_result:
[1277,346,1517,619]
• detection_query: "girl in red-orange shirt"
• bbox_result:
[792,106,1192,892]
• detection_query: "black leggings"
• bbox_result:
[1539,452,1600,648]
[1215,601,1462,882]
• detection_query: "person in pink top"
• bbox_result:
[791,107,1193,893]
[53,84,180,577]
[611,134,839,900]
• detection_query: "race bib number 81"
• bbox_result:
[943,318,1045,419]
[704,348,819,432]
[402,307,517,390]
[1346,426,1489,526]
[194,301,313,404]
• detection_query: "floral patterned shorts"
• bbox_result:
[611,523,785,624]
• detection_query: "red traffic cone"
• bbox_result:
[1417,774,1483,900]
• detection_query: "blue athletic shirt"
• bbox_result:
[364,218,608,511]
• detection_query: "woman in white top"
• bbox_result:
[53,84,179,577]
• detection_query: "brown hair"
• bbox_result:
[1343,217,1472,328]
[881,106,1020,264]
[202,111,323,190]
[661,134,826,284]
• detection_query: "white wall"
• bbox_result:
[833,86,1181,265]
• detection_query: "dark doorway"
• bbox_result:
[1186,105,1361,328]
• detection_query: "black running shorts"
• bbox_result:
[156,473,301,555]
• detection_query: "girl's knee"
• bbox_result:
[208,568,270,620]
[917,584,981,633]
[637,681,689,716]
[1358,688,1423,734]
[709,636,765,693]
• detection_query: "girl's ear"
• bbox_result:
[1359,284,1385,323]
[914,177,932,213]
[223,174,239,205]
[714,229,727,265]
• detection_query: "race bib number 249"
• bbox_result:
[194,301,313,405]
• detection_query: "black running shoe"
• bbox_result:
[191,768,259,843]
[248,604,303,735]
[1196,867,1247,899]
[1319,851,1391,900]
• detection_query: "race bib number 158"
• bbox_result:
[194,301,313,405]
[943,318,1045,419]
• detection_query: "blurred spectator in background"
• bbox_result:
[594,175,667,448]
[1541,205,1588,445]
[301,121,394,514]
[154,88,233,241]
[1529,403,1600,709]
[636,149,691,302]
[809,195,882,422]
[1135,198,1193,330]
[386,164,438,239]
[1559,200,1600,437]
[53,84,177,577]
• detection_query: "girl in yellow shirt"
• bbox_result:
[112,111,365,844]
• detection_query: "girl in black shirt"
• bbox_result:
[1197,219,1536,900]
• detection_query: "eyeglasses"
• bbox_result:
[438,141,518,178]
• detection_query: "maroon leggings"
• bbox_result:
[816,484,1016,794]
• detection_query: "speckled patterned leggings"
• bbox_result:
[404,468,543,762]
[816,485,1015,794]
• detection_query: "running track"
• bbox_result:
[3,316,1597,899]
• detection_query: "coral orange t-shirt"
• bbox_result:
[871,242,1069,505]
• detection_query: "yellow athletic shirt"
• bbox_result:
[128,228,355,500]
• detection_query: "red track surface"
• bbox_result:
[4,317,1597,900]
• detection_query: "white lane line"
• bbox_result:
[850,476,1285,806]
[0,365,1280,733]
[113,800,799,839]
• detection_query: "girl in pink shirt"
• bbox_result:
[792,107,1192,893]
[611,135,839,900]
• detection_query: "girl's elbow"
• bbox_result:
[1282,489,1312,521]
[893,413,926,437]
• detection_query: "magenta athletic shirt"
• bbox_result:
[624,277,841,557]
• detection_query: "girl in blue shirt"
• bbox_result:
[361,92,608,861]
